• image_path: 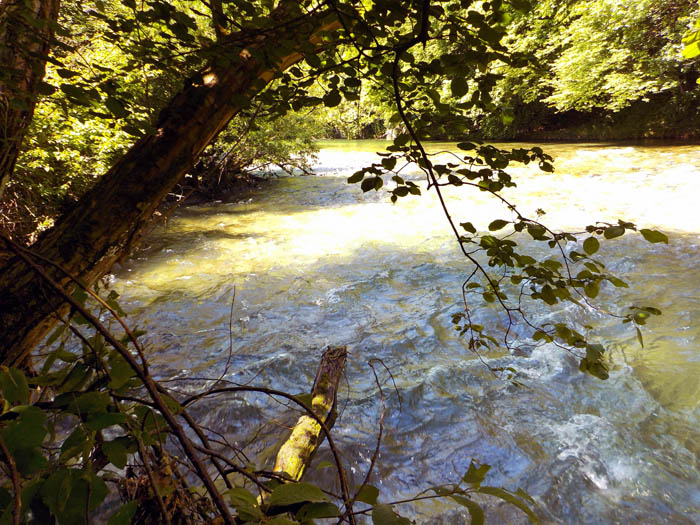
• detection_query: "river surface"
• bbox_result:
[112,140,700,523]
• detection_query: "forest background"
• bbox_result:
[2,0,698,242]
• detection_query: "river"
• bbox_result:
[112,140,700,523]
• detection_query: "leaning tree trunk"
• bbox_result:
[0,0,61,198]
[0,4,340,366]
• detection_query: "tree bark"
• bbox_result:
[0,4,340,366]
[0,0,61,199]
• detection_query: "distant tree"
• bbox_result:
[0,0,61,198]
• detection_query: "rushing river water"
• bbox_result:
[112,141,700,523]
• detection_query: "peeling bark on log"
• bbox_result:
[0,4,340,365]
[273,345,347,482]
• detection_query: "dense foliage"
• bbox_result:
[478,0,700,139]
[314,0,700,140]
[2,0,698,240]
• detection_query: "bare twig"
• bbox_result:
[0,434,21,525]
[183,385,355,522]
[135,438,172,525]
[2,236,236,525]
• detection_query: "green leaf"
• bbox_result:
[108,501,138,525]
[227,487,262,521]
[449,495,484,525]
[607,276,628,288]
[356,484,379,505]
[461,222,476,234]
[60,83,101,106]
[60,362,92,392]
[0,367,29,405]
[451,77,468,98]
[583,281,599,299]
[683,41,700,59]
[586,343,605,361]
[87,470,109,510]
[57,68,80,79]
[448,174,463,186]
[86,412,127,431]
[3,405,47,450]
[582,237,599,255]
[60,426,93,460]
[639,229,668,244]
[36,81,57,96]
[267,482,328,508]
[45,325,66,346]
[41,469,73,516]
[103,439,128,469]
[296,501,340,520]
[463,460,491,485]
[488,219,509,231]
[323,90,342,107]
[347,171,364,184]
[581,359,609,380]
[70,391,111,415]
[372,504,411,525]
[393,133,410,146]
[361,177,381,192]
[603,226,625,239]
[227,487,257,508]
[57,470,108,522]
[108,352,135,389]
[540,286,557,305]
[345,77,361,88]
[11,446,48,475]
[381,157,397,170]
[477,486,540,524]
[539,161,554,173]
[105,97,129,118]
[527,224,547,240]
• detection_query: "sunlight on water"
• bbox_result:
[113,141,700,523]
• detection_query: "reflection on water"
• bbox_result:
[113,141,700,523]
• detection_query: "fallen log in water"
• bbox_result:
[273,345,347,481]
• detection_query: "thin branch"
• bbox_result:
[1,236,236,525]
[135,438,172,525]
[183,385,355,522]
[0,434,21,525]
